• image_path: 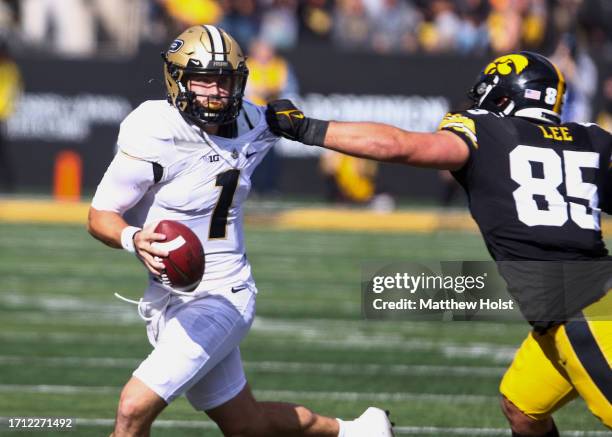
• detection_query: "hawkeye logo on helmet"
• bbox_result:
[168,39,184,53]
[484,54,529,76]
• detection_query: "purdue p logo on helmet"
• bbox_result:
[162,25,249,125]
[469,51,566,124]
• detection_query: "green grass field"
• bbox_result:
[0,222,609,436]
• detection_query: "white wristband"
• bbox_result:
[120,226,141,253]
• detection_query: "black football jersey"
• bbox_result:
[439,110,612,261]
[439,110,612,325]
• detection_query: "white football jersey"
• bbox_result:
[92,99,278,295]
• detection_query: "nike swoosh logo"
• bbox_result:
[231,285,248,293]
[245,151,258,159]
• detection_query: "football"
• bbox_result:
[153,220,205,292]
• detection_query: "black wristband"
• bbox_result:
[300,118,329,146]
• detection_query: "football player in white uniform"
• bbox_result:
[88,25,394,437]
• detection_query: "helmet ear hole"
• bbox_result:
[475,82,488,96]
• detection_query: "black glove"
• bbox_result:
[265,99,329,146]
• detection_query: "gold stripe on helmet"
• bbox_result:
[551,62,565,115]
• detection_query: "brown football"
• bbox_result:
[153,220,205,292]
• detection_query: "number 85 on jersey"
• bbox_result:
[510,145,601,230]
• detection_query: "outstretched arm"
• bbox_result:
[266,99,470,170]
[324,122,469,170]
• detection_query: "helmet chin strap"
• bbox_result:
[503,101,515,116]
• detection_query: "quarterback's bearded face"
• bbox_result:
[187,75,233,112]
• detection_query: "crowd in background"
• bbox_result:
[0,0,609,58]
[0,0,610,203]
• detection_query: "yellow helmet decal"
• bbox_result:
[484,54,529,76]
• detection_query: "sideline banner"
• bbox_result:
[7,46,610,197]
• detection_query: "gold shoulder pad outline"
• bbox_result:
[438,113,478,149]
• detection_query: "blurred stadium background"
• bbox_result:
[0,1,611,435]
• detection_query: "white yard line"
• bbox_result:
[0,293,525,334]
[0,331,143,343]
[0,354,505,377]
[0,330,518,364]
[0,292,520,363]
[247,361,504,377]
[0,329,518,362]
[0,417,607,436]
[0,384,494,403]
[0,355,139,368]
[394,426,609,436]
[258,389,493,403]
[0,384,117,395]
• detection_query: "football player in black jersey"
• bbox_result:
[266,52,612,436]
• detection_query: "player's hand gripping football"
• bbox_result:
[265,99,329,146]
[133,222,169,276]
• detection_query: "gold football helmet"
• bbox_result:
[162,25,248,125]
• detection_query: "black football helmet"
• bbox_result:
[468,51,566,124]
